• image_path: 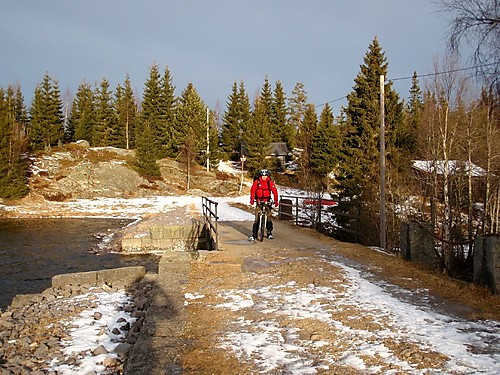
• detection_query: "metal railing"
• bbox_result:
[278,195,361,243]
[202,196,219,250]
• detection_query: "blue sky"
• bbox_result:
[1,1,454,114]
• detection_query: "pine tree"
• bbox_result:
[244,95,272,175]
[271,81,291,145]
[135,120,161,176]
[28,73,64,151]
[93,78,119,147]
[287,82,308,149]
[260,76,273,122]
[70,81,95,144]
[115,75,137,149]
[296,103,318,182]
[174,83,208,164]
[0,88,29,198]
[340,37,405,245]
[405,71,423,158]
[13,85,28,133]
[160,66,177,157]
[139,63,163,158]
[311,103,339,190]
[341,37,404,198]
[220,82,240,158]
[221,81,251,159]
[237,82,252,155]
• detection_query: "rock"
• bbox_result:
[0,282,150,374]
[103,356,120,367]
[92,345,108,356]
[74,140,90,148]
[33,344,48,358]
[9,294,39,309]
[114,343,132,359]
[133,298,147,310]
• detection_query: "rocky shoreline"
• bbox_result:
[0,279,154,374]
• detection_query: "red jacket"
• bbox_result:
[250,176,278,206]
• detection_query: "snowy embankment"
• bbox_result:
[1,161,498,374]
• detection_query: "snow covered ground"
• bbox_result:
[208,259,500,374]
[48,290,136,374]
[17,193,495,374]
[2,162,499,374]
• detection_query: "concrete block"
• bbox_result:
[400,221,435,268]
[52,266,146,289]
[97,266,146,288]
[474,235,500,294]
[52,270,98,289]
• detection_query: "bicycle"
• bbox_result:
[255,201,273,242]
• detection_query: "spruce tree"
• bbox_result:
[0,88,29,198]
[139,63,163,158]
[271,81,291,145]
[160,66,177,157]
[13,86,28,134]
[244,96,272,175]
[260,76,273,122]
[135,120,161,176]
[405,71,423,159]
[237,81,252,155]
[221,82,241,158]
[310,103,339,190]
[174,83,208,165]
[221,81,251,159]
[70,81,95,144]
[340,37,405,245]
[93,78,120,147]
[296,103,318,182]
[341,37,404,197]
[29,73,64,150]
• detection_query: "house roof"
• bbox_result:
[412,160,487,177]
[267,142,288,156]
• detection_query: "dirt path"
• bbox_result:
[126,219,500,374]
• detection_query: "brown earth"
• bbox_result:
[125,214,500,374]
[2,147,499,373]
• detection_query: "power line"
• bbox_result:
[390,62,497,82]
[316,62,496,109]
[315,95,347,108]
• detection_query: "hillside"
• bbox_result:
[0,144,244,217]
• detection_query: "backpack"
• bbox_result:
[254,177,272,200]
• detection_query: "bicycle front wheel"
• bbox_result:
[258,211,266,242]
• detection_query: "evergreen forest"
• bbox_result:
[1,35,499,275]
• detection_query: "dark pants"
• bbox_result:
[252,202,273,238]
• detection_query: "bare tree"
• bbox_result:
[436,0,500,92]
[476,88,500,234]
[419,56,473,272]
[179,132,197,191]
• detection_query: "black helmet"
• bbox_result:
[259,169,270,176]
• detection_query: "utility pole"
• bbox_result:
[240,155,246,194]
[206,107,210,172]
[379,75,387,250]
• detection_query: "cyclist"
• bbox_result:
[248,169,279,241]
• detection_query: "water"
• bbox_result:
[0,218,160,309]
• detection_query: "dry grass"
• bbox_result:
[331,240,500,320]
